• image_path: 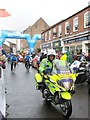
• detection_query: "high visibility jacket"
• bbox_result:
[60,54,67,61]
[39,58,53,74]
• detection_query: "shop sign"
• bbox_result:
[64,35,90,44]
[42,43,51,49]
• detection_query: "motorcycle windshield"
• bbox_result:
[52,60,70,74]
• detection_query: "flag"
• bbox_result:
[0,9,11,17]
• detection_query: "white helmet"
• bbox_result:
[47,49,56,56]
[43,51,47,55]
[13,52,16,55]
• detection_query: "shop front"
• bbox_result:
[52,40,61,52]
[64,35,90,55]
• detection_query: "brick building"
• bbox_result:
[20,18,49,52]
[2,44,10,53]
[2,41,17,53]
[41,5,90,55]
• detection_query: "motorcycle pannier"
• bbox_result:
[35,73,42,90]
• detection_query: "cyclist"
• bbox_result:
[10,52,18,71]
[24,52,31,68]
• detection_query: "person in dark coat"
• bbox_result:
[66,50,74,64]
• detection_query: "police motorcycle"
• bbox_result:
[70,60,90,84]
[35,60,77,118]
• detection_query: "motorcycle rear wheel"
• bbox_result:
[26,68,29,72]
[60,100,72,118]
[26,64,30,72]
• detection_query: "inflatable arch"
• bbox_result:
[0,30,41,53]
[0,30,41,116]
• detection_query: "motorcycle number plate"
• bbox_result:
[57,70,70,74]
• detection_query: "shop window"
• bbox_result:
[65,46,69,52]
[84,11,90,28]
[70,46,75,53]
[76,45,82,54]
[53,42,59,48]
[73,17,78,32]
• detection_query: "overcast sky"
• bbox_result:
[0,0,89,32]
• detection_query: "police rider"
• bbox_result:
[39,49,56,75]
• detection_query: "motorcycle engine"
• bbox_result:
[43,89,50,99]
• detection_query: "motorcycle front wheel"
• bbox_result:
[60,100,72,118]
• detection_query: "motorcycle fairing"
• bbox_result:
[35,73,43,90]
[58,73,77,82]
[49,74,59,82]
[60,91,71,100]
[35,73,42,83]
[45,79,60,95]
[45,74,75,95]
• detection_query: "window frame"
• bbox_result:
[73,17,78,32]
[84,11,90,28]
[65,22,70,34]
[58,25,62,37]
[53,27,57,38]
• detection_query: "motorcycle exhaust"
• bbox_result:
[55,94,65,104]
[43,89,49,99]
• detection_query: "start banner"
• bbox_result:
[0,66,6,117]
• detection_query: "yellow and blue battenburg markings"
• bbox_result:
[57,70,71,74]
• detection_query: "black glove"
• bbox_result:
[43,70,48,75]
[43,68,52,75]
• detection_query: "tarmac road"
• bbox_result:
[4,62,89,118]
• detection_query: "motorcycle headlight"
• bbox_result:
[57,79,73,90]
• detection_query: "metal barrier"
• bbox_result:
[0,66,6,117]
